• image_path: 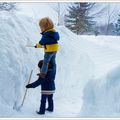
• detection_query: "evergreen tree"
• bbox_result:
[114,14,120,35]
[65,2,96,35]
[0,2,17,12]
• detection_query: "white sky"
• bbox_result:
[12,2,120,25]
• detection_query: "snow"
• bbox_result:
[0,11,42,117]
[80,65,120,117]
[17,3,58,25]
[1,2,120,118]
[0,9,94,117]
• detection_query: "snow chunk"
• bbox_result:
[80,65,120,117]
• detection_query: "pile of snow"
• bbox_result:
[73,35,120,78]
[0,10,94,117]
[0,11,42,117]
[54,27,94,117]
[80,65,120,117]
[1,2,120,118]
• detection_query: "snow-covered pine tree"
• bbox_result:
[114,14,120,35]
[64,2,96,35]
[0,2,17,12]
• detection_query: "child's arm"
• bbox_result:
[35,36,46,48]
[26,77,44,88]
[35,43,44,48]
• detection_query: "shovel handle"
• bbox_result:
[26,45,35,48]
[19,70,33,109]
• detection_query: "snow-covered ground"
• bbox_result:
[1,3,120,118]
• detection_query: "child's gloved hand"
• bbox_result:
[26,84,32,88]
[37,73,40,76]
[37,73,46,78]
[34,45,37,48]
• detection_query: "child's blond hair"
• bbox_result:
[39,17,54,32]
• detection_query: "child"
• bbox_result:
[26,60,56,115]
[34,17,60,78]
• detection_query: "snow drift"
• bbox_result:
[80,65,120,117]
[0,10,94,117]
[0,11,41,117]
[1,2,120,117]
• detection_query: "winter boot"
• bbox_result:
[36,111,45,115]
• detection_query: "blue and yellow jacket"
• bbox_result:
[36,29,60,52]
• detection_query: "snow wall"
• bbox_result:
[80,65,120,117]
[0,12,94,117]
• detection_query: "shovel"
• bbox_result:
[25,45,35,48]
[13,70,33,111]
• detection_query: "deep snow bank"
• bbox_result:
[80,65,120,117]
[0,12,42,116]
[0,11,94,117]
[55,26,94,101]
[2,8,120,117]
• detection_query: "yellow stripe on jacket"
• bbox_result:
[36,43,59,52]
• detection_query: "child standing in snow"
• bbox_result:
[34,17,59,78]
[26,60,56,115]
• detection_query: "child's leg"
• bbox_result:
[47,94,54,112]
[41,52,56,74]
[38,94,47,114]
